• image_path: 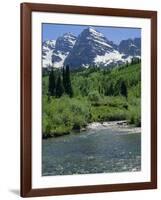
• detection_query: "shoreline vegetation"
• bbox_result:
[42,60,141,139]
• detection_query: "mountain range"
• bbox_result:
[42,27,141,69]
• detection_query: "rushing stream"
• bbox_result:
[42,127,141,176]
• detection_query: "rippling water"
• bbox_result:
[42,128,141,176]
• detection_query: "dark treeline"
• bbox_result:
[131,57,141,65]
[47,57,141,100]
[105,79,128,99]
[48,65,73,98]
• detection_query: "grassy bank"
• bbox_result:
[42,62,141,138]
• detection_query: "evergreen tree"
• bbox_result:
[131,58,134,65]
[56,75,64,98]
[109,83,114,96]
[62,66,66,90]
[120,80,128,98]
[48,68,56,96]
[65,65,73,97]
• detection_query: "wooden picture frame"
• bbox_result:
[21,3,157,197]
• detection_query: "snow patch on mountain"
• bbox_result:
[52,51,69,68]
[42,40,56,68]
[92,38,112,48]
[94,51,123,65]
[88,27,104,37]
[43,50,53,68]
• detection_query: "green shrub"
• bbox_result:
[127,105,141,127]
[88,90,101,102]
[42,96,91,137]
[91,105,127,122]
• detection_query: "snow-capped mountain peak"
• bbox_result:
[85,27,113,49]
[64,27,118,68]
[51,33,77,68]
[119,38,141,57]
[43,40,56,49]
[87,27,103,37]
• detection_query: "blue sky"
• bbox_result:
[42,23,141,45]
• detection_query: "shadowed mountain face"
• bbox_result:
[118,38,141,57]
[42,27,141,69]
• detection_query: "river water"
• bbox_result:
[42,128,141,176]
